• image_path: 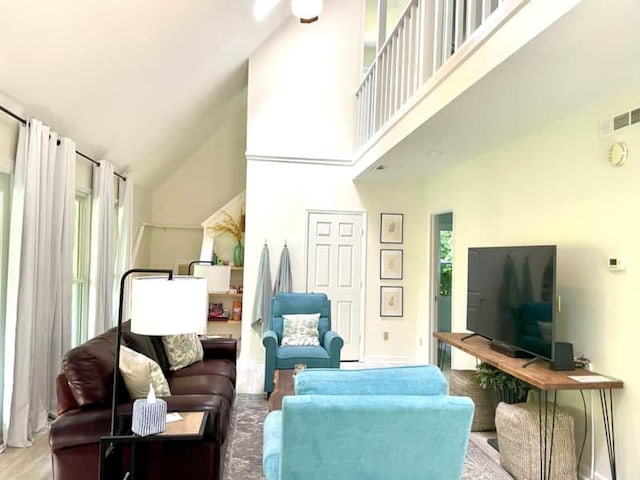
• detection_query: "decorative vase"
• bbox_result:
[234,242,244,267]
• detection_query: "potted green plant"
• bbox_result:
[475,362,531,404]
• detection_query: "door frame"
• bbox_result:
[428,210,454,365]
[305,209,367,362]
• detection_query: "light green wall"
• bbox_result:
[422,86,640,479]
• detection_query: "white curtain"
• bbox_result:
[88,160,115,337]
[113,177,132,325]
[2,120,75,448]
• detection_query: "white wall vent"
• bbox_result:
[601,104,640,136]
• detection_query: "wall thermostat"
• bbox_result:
[608,142,628,167]
[608,257,626,271]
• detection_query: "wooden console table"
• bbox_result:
[435,332,623,480]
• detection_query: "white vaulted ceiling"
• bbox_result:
[0,0,290,187]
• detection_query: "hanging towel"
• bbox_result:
[252,244,272,330]
[273,244,292,295]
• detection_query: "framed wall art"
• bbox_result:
[380,286,403,317]
[380,249,403,280]
[380,213,403,244]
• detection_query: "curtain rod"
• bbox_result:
[0,104,127,182]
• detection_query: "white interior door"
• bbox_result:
[306,212,364,361]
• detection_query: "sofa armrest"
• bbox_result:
[263,330,278,393]
[323,330,344,368]
[262,330,278,351]
[262,411,282,480]
[201,337,237,363]
[49,405,112,451]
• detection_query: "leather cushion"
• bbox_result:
[168,375,235,405]
[168,359,236,386]
[149,335,171,373]
[201,337,237,363]
[121,320,171,373]
[56,374,79,415]
[121,331,160,365]
[62,330,118,406]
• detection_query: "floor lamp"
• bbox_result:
[188,260,216,275]
[190,261,231,294]
[111,268,207,436]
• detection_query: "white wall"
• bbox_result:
[246,0,361,161]
[132,184,153,268]
[241,160,428,392]
[422,87,640,479]
[149,94,247,271]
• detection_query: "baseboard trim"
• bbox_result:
[360,355,416,364]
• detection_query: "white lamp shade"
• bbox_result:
[130,276,207,335]
[291,0,322,20]
[193,264,231,293]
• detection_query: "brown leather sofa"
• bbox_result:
[49,323,237,480]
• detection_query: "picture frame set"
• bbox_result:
[379,213,404,317]
[380,286,403,317]
[380,249,403,280]
[380,213,403,244]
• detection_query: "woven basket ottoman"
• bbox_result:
[495,402,577,480]
[449,369,497,431]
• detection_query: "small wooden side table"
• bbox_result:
[268,370,295,411]
[99,411,208,480]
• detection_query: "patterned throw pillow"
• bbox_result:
[281,313,321,347]
[119,345,171,398]
[162,333,204,370]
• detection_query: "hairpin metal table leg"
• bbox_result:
[538,389,558,480]
[599,389,617,480]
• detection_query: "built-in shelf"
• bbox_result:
[207,267,243,333]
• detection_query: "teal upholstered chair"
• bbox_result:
[262,293,343,393]
[263,366,474,480]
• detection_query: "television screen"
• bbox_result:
[466,245,556,360]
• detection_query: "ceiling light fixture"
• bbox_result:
[291,0,322,24]
[254,0,281,22]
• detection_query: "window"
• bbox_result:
[439,230,453,297]
[72,193,92,346]
[0,172,12,432]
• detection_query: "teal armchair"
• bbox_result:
[263,366,474,480]
[262,293,343,393]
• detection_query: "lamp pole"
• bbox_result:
[187,260,216,276]
[110,268,173,436]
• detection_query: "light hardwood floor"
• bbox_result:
[0,431,52,480]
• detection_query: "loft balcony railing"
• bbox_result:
[356,0,527,150]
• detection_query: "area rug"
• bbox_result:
[223,394,513,480]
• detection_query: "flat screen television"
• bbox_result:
[466,245,556,361]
